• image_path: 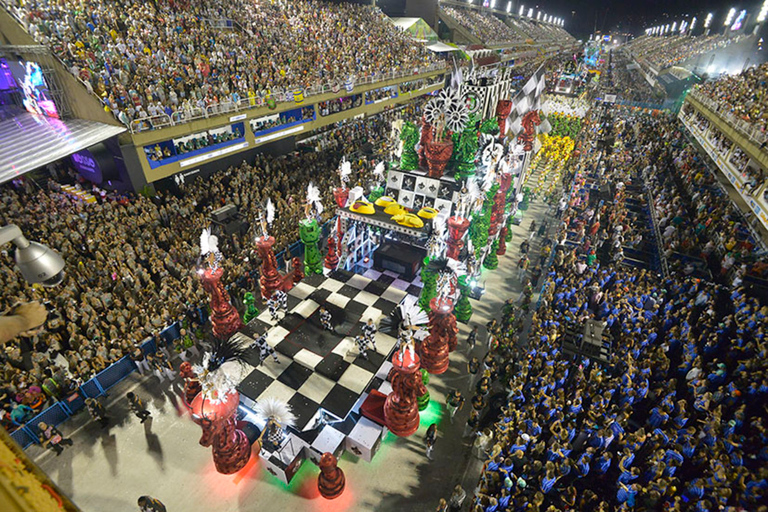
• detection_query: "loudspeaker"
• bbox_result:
[211,204,238,223]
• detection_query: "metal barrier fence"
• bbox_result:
[8,308,205,450]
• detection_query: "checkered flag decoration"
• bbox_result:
[505,63,547,139]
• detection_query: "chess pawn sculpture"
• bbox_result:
[317,452,345,499]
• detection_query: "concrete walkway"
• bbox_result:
[29,178,557,512]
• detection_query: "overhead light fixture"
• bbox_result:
[724,8,736,27]
[671,21,677,32]
[519,4,525,16]
[704,12,713,28]
[537,11,542,21]
[759,1,768,23]
[507,1,512,13]
[528,7,533,18]
[690,16,697,31]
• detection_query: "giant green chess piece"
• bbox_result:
[418,256,437,313]
[399,121,419,171]
[243,292,260,324]
[417,369,430,411]
[455,275,473,324]
[453,114,479,180]
[300,218,323,275]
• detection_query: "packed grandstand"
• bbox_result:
[1,2,767,512]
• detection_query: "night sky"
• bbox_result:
[534,0,744,38]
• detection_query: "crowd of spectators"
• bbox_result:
[441,7,526,46]
[249,107,315,134]
[695,62,768,136]
[464,104,768,512]
[600,51,662,103]
[0,100,424,432]
[11,0,438,127]
[628,34,742,71]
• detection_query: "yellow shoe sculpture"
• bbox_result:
[374,196,396,207]
[417,207,438,219]
[384,202,406,216]
[350,200,375,215]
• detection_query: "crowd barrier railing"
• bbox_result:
[8,307,206,450]
[127,63,448,133]
[688,89,768,148]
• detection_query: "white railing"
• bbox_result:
[128,62,447,133]
[688,88,768,149]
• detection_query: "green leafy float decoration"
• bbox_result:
[399,121,420,170]
[469,183,497,259]
[451,114,480,180]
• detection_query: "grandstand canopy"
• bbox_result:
[0,108,126,183]
[427,41,462,53]
[391,17,439,43]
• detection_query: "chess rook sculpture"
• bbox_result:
[384,347,426,437]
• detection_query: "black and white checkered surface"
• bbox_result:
[236,270,420,432]
[385,169,460,215]
[505,63,547,138]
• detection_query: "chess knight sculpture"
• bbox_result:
[190,338,253,474]
[198,228,244,340]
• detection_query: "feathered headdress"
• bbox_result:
[258,198,275,238]
[372,161,386,185]
[305,182,324,219]
[200,227,221,270]
[193,336,250,403]
[338,158,352,188]
[379,295,429,336]
[254,397,296,429]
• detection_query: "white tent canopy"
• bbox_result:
[427,42,462,53]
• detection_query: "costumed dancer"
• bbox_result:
[275,289,288,315]
[361,318,378,352]
[267,294,280,322]
[354,335,370,360]
[255,397,296,452]
[250,333,280,365]
[445,389,465,423]
[319,306,334,332]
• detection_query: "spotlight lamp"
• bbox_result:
[704,12,713,28]
[724,8,736,27]
[0,224,65,286]
[759,1,768,23]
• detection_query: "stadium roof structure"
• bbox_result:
[0,108,126,183]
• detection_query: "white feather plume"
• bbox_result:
[254,397,296,428]
[399,295,429,327]
[467,177,483,208]
[340,159,352,178]
[306,182,324,216]
[433,215,447,239]
[482,168,497,193]
[266,198,275,226]
[199,228,219,256]
[373,161,385,180]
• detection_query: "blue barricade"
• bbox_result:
[10,426,37,449]
[94,356,136,391]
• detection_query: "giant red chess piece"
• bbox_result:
[446,216,470,260]
[191,390,254,474]
[317,452,346,499]
[420,297,458,373]
[384,348,426,437]
[255,235,283,300]
[324,235,339,270]
[497,227,508,255]
[418,119,433,169]
[200,267,244,340]
[496,100,513,135]
[333,187,349,208]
